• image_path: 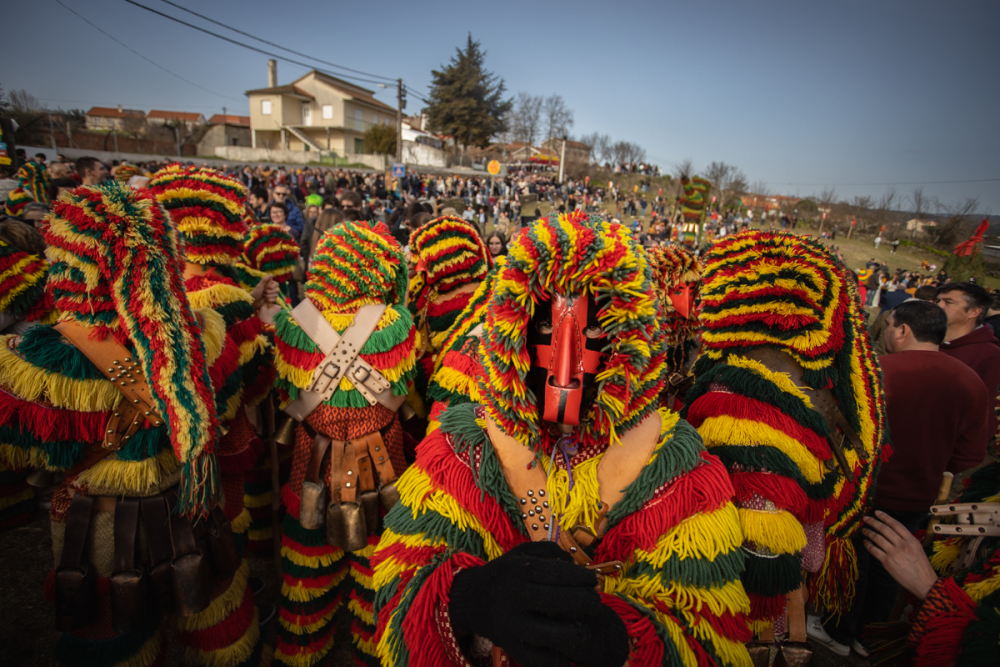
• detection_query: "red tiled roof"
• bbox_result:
[208,114,250,126]
[86,106,144,118]
[147,110,203,122]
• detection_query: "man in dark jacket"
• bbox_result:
[937,282,1000,440]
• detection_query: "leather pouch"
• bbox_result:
[300,481,327,530]
[207,506,240,580]
[110,498,149,633]
[339,501,368,552]
[54,494,97,632]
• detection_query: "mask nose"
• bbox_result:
[550,312,581,390]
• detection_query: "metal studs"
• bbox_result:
[520,498,527,505]
[347,470,353,476]
[120,382,126,386]
[569,547,577,553]
[544,524,549,530]
[521,513,527,519]
[108,368,114,373]
[374,446,380,452]
[145,411,151,416]
[379,456,385,462]
[528,510,535,516]
[108,428,115,434]
[956,527,963,532]
[345,482,352,488]
[527,490,533,497]
[538,514,545,522]
[534,506,542,513]
[538,490,545,497]
[979,527,986,533]
[133,399,139,403]
[531,524,538,530]
[614,564,622,570]
[543,501,549,508]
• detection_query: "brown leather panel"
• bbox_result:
[305,435,332,485]
[367,431,396,486]
[340,441,358,504]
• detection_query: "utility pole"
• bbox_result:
[558,136,567,182]
[396,78,405,164]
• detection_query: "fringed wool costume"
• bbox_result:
[864,462,1000,667]
[271,221,417,667]
[682,231,888,633]
[372,212,752,667]
[237,223,300,300]
[646,245,702,411]
[0,183,265,667]
[423,257,504,435]
[0,238,53,528]
[406,216,491,397]
[149,164,277,557]
[4,161,51,216]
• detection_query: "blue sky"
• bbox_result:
[5,0,998,211]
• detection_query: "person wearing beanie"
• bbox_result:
[406,216,492,403]
[270,221,417,667]
[237,222,301,303]
[682,230,888,659]
[0,182,265,666]
[372,212,751,667]
[148,164,279,578]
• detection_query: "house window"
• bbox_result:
[322,105,333,119]
[261,99,272,115]
[373,113,378,125]
[354,109,364,131]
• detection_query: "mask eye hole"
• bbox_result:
[537,321,553,335]
[583,325,603,339]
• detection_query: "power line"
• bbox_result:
[121,0,395,88]
[156,0,396,83]
[765,178,1000,187]
[53,0,242,103]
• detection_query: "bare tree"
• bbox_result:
[909,186,927,239]
[7,89,41,112]
[121,114,147,142]
[511,92,543,146]
[872,187,899,238]
[704,161,748,208]
[849,195,873,238]
[816,187,837,234]
[674,159,694,181]
[929,196,980,249]
[542,94,574,142]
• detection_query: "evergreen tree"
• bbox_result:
[426,34,512,149]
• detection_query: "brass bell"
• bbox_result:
[299,481,327,530]
[338,501,369,552]
[325,503,345,547]
[379,481,401,513]
[360,490,379,537]
[273,414,298,447]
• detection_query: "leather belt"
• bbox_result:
[283,299,404,420]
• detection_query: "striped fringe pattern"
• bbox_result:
[684,230,887,622]
[148,164,249,266]
[275,513,348,667]
[680,176,711,222]
[406,216,491,322]
[372,403,752,666]
[174,561,266,667]
[347,538,381,667]
[242,223,299,283]
[646,244,702,377]
[44,183,222,518]
[243,442,292,553]
[478,211,667,453]
[0,239,48,319]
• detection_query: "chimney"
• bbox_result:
[118,104,123,113]
[268,59,277,88]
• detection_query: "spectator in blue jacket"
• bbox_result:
[270,185,304,240]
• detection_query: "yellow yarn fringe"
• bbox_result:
[196,308,228,364]
[278,604,337,635]
[242,489,273,509]
[678,606,754,667]
[395,465,436,512]
[227,507,251,536]
[0,443,31,470]
[275,633,335,667]
[348,596,376,626]
[964,569,1000,602]
[0,340,120,411]
[237,333,271,367]
[175,560,250,632]
[0,487,34,510]
[697,415,825,484]
[188,283,253,311]
[353,633,378,658]
[727,356,814,408]
[546,454,602,533]
[76,448,179,496]
[636,504,744,567]
[182,607,259,667]
[930,537,963,572]
[738,507,807,555]
[608,576,752,619]
[282,566,349,603]
[281,542,345,570]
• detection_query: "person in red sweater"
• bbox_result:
[937,281,1000,441]
[810,299,989,657]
